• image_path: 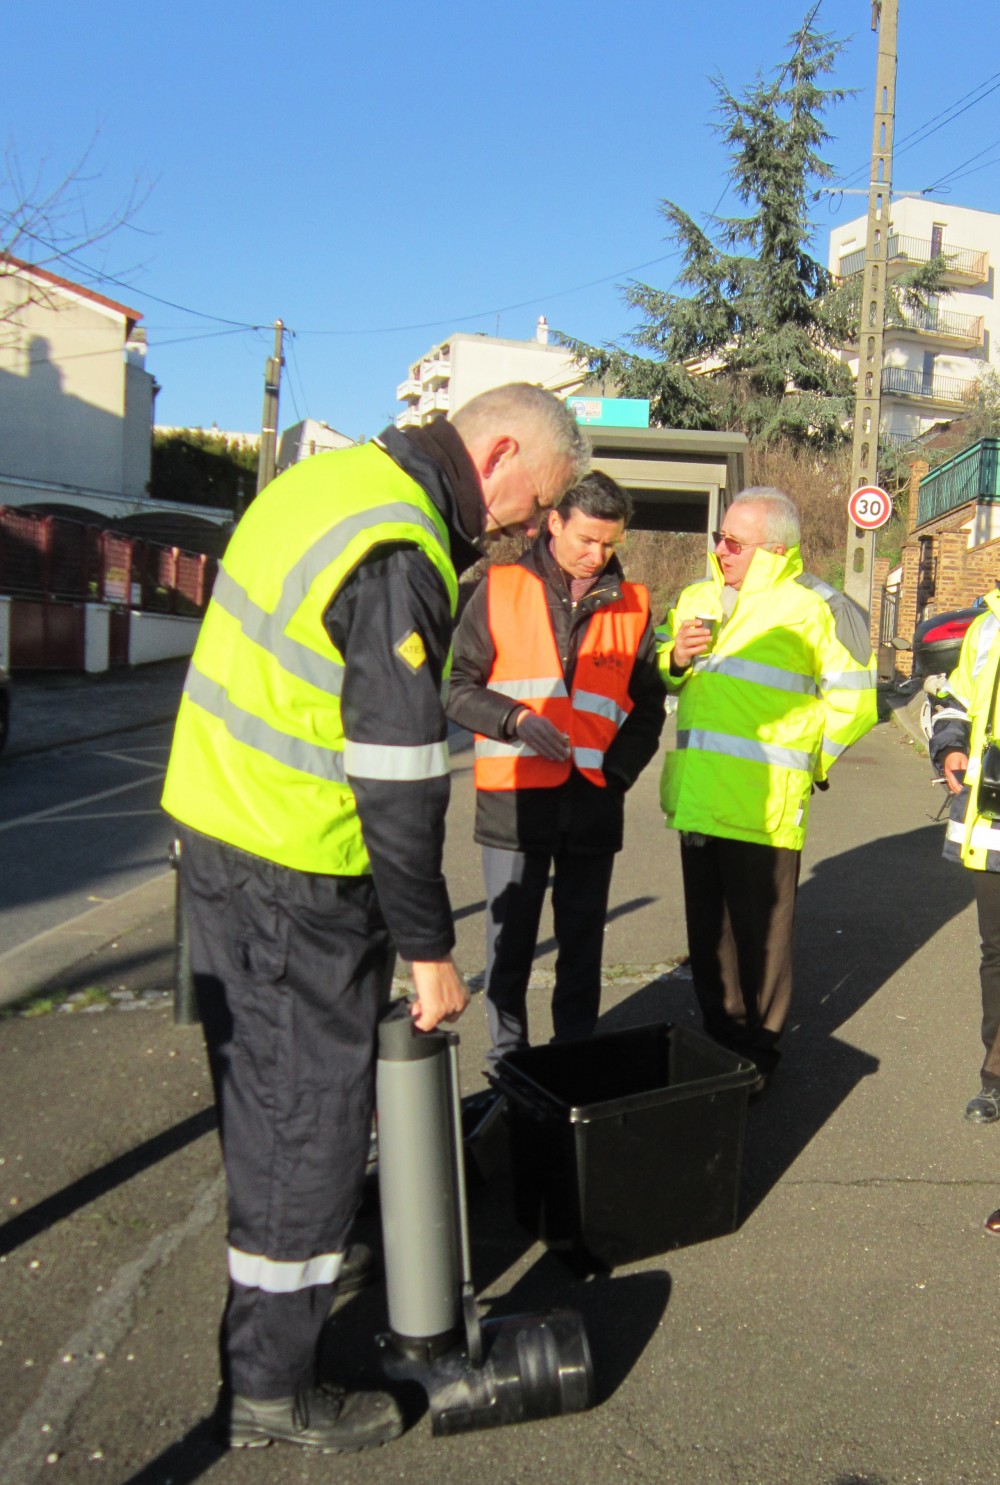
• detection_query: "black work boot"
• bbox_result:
[229,1383,403,1452]
[337,1241,377,1295]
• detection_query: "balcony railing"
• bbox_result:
[395,377,420,402]
[838,234,989,284]
[420,355,449,385]
[891,307,984,347]
[916,439,1000,526]
[418,387,450,417]
[881,365,978,407]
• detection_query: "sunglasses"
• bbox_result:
[711,530,771,556]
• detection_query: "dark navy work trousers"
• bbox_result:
[180,827,393,1400]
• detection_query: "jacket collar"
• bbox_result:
[708,542,804,600]
[375,420,485,575]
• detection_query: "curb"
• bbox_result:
[0,871,174,1008]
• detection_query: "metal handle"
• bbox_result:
[446,1038,483,1368]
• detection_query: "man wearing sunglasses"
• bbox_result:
[657,487,877,1093]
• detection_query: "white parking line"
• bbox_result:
[92,750,170,770]
[0,774,166,834]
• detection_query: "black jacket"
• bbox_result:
[322,419,484,961]
[446,533,666,855]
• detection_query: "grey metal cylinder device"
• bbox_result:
[375,1001,595,1435]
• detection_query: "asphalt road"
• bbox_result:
[0,723,175,954]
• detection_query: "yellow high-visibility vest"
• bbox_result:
[657,546,877,851]
[162,442,458,875]
[938,591,1000,871]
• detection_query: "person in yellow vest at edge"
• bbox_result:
[658,487,878,1097]
[160,384,589,1454]
[446,471,666,1066]
[928,591,1000,1150]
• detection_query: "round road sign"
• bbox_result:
[847,485,892,530]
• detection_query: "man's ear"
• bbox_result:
[482,435,517,477]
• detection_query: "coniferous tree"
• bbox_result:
[563,14,858,445]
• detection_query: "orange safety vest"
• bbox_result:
[474,564,650,790]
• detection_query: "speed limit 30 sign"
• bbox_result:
[848,484,892,530]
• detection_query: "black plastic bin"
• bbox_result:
[489,1022,756,1272]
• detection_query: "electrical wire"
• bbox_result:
[920,137,1000,196]
[2,213,266,330]
[283,330,304,423]
[832,71,1000,193]
[291,251,682,338]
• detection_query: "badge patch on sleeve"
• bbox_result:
[396,630,428,672]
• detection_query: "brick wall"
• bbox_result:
[886,458,1000,680]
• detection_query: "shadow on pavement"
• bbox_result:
[0,1107,216,1258]
[121,1414,225,1485]
[533,892,658,960]
[596,823,972,1218]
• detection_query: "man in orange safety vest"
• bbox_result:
[447,471,666,1065]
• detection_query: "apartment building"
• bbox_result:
[829,198,999,446]
[395,317,586,428]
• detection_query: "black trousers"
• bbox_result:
[974,870,1000,1090]
[482,845,615,1066]
[180,828,393,1400]
[679,835,801,1072]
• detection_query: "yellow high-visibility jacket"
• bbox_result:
[162,442,458,875]
[934,590,1000,871]
[657,545,877,851]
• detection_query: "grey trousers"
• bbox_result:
[482,844,615,1066]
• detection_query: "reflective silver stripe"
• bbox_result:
[488,677,569,701]
[228,1247,343,1294]
[279,499,448,616]
[185,668,347,783]
[968,821,1000,848]
[573,689,629,727]
[973,613,1000,680]
[212,567,345,693]
[573,747,605,771]
[822,735,848,759]
[211,497,450,692]
[820,668,877,691]
[344,738,451,781]
[694,654,819,696]
[676,728,816,773]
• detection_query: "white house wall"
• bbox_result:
[0,267,154,503]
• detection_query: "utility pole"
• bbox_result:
[256,320,284,496]
[844,0,898,613]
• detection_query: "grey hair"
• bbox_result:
[729,486,801,548]
[451,382,590,483]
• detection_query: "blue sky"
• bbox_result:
[6,1,1000,442]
